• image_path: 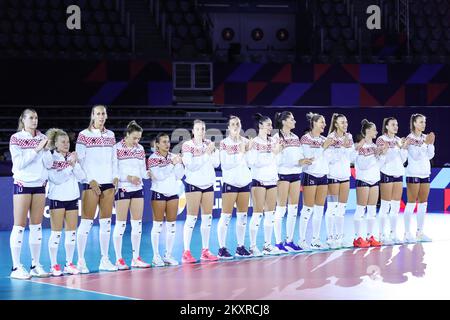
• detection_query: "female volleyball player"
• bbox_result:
[376,117,408,245]
[75,105,119,273]
[181,120,220,263]
[247,113,283,256]
[113,121,150,270]
[217,116,252,259]
[404,114,435,242]
[9,109,53,279]
[148,132,184,266]
[353,120,387,248]
[46,128,85,276]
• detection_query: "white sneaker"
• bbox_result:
[326,237,339,250]
[298,240,312,251]
[115,258,130,270]
[77,259,90,274]
[262,244,282,256]
[310,239,329,250]
[10,264,31,280]
[403,232,416,244]
[30,264,50,278]
[249,246,263,257]
[416,232,432,242]
[152,254,165,267]
[50,264,63,277]
[380,234,393,245]
[392,237,403,245]
[64,262,80,275]
[163,255,179,266]
[131,257,151,268]
[99,257,118,272]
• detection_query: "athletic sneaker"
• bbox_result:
[63,262,80,275]
[235,245,252,257]
[391,237,403,245]
[115,258,130,270]
[380,234,394,245]
[275,242,289,253]
[353,237,370,248]
[50,264,63,277]
[131,257,151,268]
[99,257,118,272]
[326,237,338,250]
[284,241,302,252]
[182,250,197,264]
[249,246,263,257]
[163,255,179,266]
[298,240,311,251]
[262,244,283,255]
[366,235,382,247]
[310,239,330,250]
[152,255,165,267]
[10,264,31,280]
[30,264,50,278]
[200,249,218,262]
[218,247,234,260]
[403,232,416,244]
[77,259,90,274]
[416,231,432,242]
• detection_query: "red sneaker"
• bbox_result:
[366,235,382,247]
[182,250,197,264]
[353,237,370,248]
[200,249,218,262]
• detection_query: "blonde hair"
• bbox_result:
[88,105,107,131]
[17,108,37,131]
[46,128,68,151]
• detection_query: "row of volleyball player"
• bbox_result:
[8,106,435,280]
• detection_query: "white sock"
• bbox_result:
[335,202,347,240]
[113,220,127,260]
[217,213,232,248]
[298,206,313,242]
[379,200,390,237]
[312,205,324,241]
[263,211,275,246]
[274,206,286,244]
[353,205,366,238]
[131,220,142,260]
[10,226,25,269]
[404,202,415,235]
[151,221,163,256]
[48,231,62,266]
[165,221,176,257]
[183,215,197,251]
[417,202,428,234]
[29,224,42,267]
[366,205,377,238]
[65,230,76,264]
[99,218,112,259]
[325,202,337,239]
[249,212,263,247]
[235,212,247,247]
[389,200,400,238]
[286,204,298,242]
[200,214,212,249]
[77,219,93,262]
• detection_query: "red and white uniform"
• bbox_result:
[326,132,354,181]
[114,139,147,192]
[354,142,386,185]
[182,139,220,189]
[48,151,86,201]
[273,132,303,175]
[9,130,53,187]
[376,134,408,177]
[75,128,118,184]
[247,136,279,185]
[300,133,332,177]
[219,136,252,187]
[148,151,185,196]
[405,133,435,178]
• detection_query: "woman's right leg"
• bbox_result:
[48,209,65,274]
[151,200,167,265]
[11,194,31,274]
[355,187,369,240]
[218,192,237,255]
[367,186,380,242]
[249,187,266,254]
[163,198,179,264]
[113,199,131,268]
[405,183,420,240]
[274,181,289,246]
[298,186,316,247]
[379,182,393,241]
[63,210,78,273]
[235,192,250,254]
[182,191,201,262]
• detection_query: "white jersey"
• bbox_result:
[148,151,185,196]
[247,136,279,185]
[182,139,219,189]
[326,131,354,181]
[47,151,86,201]
[9,130,53,187]
[75,128,118,185]
[376,134,407,177]
[219,136,252,187]
[300,133,331,177]
[273,132,303,175]
[405,133,435,178]
[354,142,386,185]
[114,139,147,192]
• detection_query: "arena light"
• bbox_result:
[276,28,289,41]
[251,28,264,41]
[222,27,235,41]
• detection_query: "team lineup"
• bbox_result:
[8,105,436,280]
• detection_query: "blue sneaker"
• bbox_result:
[284,241,302,252]
[218,247,234,260]
[235,245,252,258]
[275,242,289,254]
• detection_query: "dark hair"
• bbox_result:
[155,132,169,144]
[17,108,38,131]
[328,113,346,135]
[274,111,292,140]
[360,119,375,139]
[410,113,425,133]
[306,112,324,131]
[253,113,271,132]
[382,117,397,134]
[125,120,143,135]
